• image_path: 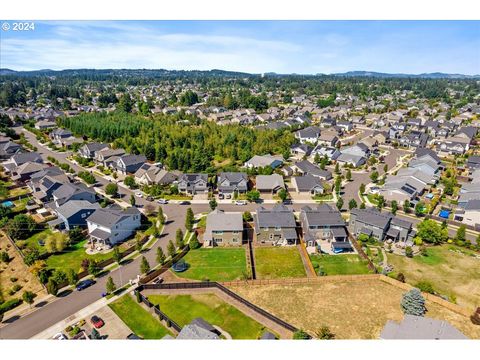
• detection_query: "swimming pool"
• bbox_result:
[439,209,451,219]
[1,201,14,208]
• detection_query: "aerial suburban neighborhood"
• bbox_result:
[0,17,479,346]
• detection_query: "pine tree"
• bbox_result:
[401,288,426,316]
[156,247,166,265]
[167,240,176,258]
[106,276,116,294]
[185,208,194,232]
[189,233,200,249]
[140,256,150,274]
[157,206,165,225]
[176,229,184,249]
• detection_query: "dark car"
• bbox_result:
[127,333,142,340]
[76,279,95,291]
[90,315,104,329]
[145,196,154,201]
[179,201,191,205]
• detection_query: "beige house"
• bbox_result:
[203,209,244,247]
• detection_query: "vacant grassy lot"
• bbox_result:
[147,293,267,339]
[46,239,113,273]
[387,244,480,310]
[175,247,248,282]
[230,279,480,339]
[254,246,306,279]
[109,294,171,339]
[0,233,45,302]
[309,254,372,276]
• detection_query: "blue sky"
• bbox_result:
[1,21,479,74]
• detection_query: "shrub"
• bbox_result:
[401,288,426,316]
[0,298,22,313]
[293,330,311,339]
[415,281,435,294]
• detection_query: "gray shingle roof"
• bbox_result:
[380,315,468,339]
[255,204,296,229]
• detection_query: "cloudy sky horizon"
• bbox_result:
[1,21,479,75]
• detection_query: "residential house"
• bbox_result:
[175,318,220,340]
[116,154,147,175]
[217,172,248,196]
[0,140,22,159]
[317,129,339,146]
[34,119,57,130]
[203,209,244,247]
[291,160,332,180]
[255,174,285,194]
[50,200,100,231]
[349,208,414,243]
[380,315,467,340]
[51,182,97,207]
[27,166,69,203]
[300,204,350,251]
[454,200,480,227]
[95,148,126,168]
[178,173,209,195]
[244,154,284,169]
[9,162,49,182]
[78,142,109,159]
[87,206,142,246]
[254,204,298,245]
[294,126,321,144]
[467,155,480,173]
[290,143,313,159]
[311,145,341,161]
[291,175,325,195]
[134,164,179,186]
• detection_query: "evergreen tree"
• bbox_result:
[156,247,166,265]
[348,198,357,210]
[185,208,194,232]
[167,240,176,258]
[176,229,184,249]
[401,288,426,316]
[106,276,116,294]
[157,206,166,225]
[140,256,150,274]
[189,233,201,249]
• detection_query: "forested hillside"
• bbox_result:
[58,112,295,173]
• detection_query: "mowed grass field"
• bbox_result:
[254,246,306,279]
[46,239,113,273]
[147,293,267,339]
[109,294,171,339]
[309,254,372,276]
[229,279,480,339]
[387,244,480,309]
[175,247,248,282]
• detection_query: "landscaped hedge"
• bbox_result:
[0,298,22,314]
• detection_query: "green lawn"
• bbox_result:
[21,228,52,255]
[148,293,268,339]
[175,247,248,281]
[254,246,306,279]
[109,294,171,339]
[309,254,371,276]
[12,197,30,213]
[46,239,113,272]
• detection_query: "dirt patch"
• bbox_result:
[0,234,46,302]
[229,279,480,339]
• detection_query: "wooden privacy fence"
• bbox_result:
[135,290,182,332]
[138,281,298,333]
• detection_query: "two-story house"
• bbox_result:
[217,172,248,196]
[178,173,209,195]
[254,204,298,245]
[203,209,244,247]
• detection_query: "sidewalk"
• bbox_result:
[31,285,137,339]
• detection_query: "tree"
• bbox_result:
[124,175,136,189]
[415,201,425,216]
[189,233,201,249]
[66,268,78,286]
[315,326,335,340]
[416,219,448,245]
[22,291,36,308]
[209,198,218,211]
[157,206,166,225]
[403,200,411,214]
[0,251,10,263]
[401,288,426,316]
[46,279,59,296]
[118,93,133,113]
[5,214,37,240]
[112,246,122,264]
[130,194,136,206]
[167,240,176,258]
[396,273,406,283]
[88,260,100,277]
[335,176,342,194]
[470,307,480,325]
[185,208,194,232]
[105,183,118,197]
[106,276,116,294]
[135,238,143,252]
[359,202,366,209]
[334,162,340,174]
[346,169,352,181]
[293,330,311,339]
[68,227,84,244]
[243,211,253,222]
[140,256,150,274]
[156,247,166,265]
[336,197,344,210]
[391,200,398,215]
[370,171,379,183]
[383,164,388,173]
[278,188,288,202]
[456,225,466,243]
[348,198,357,210]
[376,195,385,211]
[405,246,413,258]
[246,190,260,203]
[359,183,366,195]
[176,229,184,249]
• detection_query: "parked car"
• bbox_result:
[90,315,105,329]
[145,196,153,201]
[152,277,163,284]
[369,187,380,194]
[157,199,168,204]
[235,200,247,206]
[52,333,67,340]
[76,279,95,291]
[179,201,190,205]
[135,192,143,198]
[218,193,224,200]
[127,333,142,340]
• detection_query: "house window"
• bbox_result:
[263,228,269,232]
[269,233,274,240]
[232,238,238,242]
[214,238,223,243]
[275,227,281,231]
[213,231,224,235]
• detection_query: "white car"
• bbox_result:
[235,200,247,206]
[369,187,380,194]
[135,192,143,198]
[52,333,67,340]
[157,199,168,204]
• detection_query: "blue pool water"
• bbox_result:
[1,201,14,208]
[439,209,451,219]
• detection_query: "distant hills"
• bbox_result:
[0,68,478,79]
